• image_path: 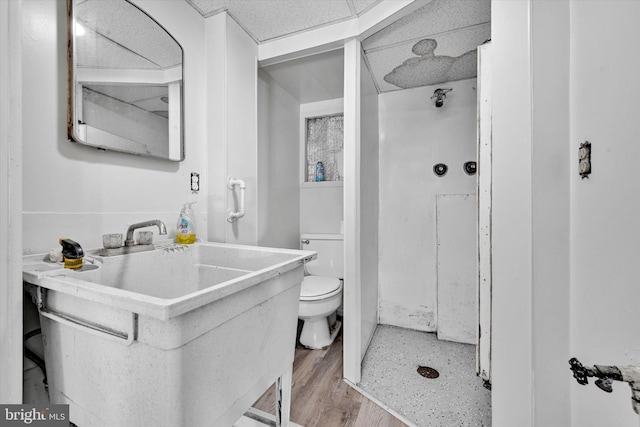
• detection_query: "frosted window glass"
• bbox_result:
[306,114,344,182]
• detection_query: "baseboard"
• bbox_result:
[234,407,304,427]
[342,379,419,427]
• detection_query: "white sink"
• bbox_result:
[23,241,315,427]
[24,241,315,320]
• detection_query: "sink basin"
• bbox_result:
[23,241,315,320]
[23,241,316,427]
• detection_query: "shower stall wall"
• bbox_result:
[378,78,479,337]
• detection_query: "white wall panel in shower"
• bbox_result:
[436,193,477,344]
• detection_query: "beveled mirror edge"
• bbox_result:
[67,0,186,162]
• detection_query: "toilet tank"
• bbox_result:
[301,233,343,278]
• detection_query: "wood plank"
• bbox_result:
[253,335,408,427]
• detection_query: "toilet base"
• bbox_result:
[300,319,342,350]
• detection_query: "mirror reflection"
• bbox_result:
[69,0,184,161]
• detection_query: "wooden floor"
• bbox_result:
[253,334,408,427]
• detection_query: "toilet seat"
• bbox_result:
[300,276,342,301]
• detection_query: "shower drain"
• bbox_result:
[417,366,440,379]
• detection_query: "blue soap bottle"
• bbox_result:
[316,161,324,182]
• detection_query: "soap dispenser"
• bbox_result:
[176,202,196,244]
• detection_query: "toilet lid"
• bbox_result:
[300,276,342,301]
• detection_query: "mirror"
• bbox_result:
[68,0,184,161]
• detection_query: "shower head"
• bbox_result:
[431,88,453,108]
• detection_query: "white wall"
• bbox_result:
[377,78,477,331]
[343,39,361,383]
[205,14,260,246]
[492,1,640,427]
[489,1,573,425]
[492,1,572,424]
[299,184,344,234]
[205,13,227,243]
[256,60,345,249]
[299,99,344,236]
[257,69,300,249]
[531,1,571,425]
[223,17,259,245]
[22,0,207,254]
[570,1,640,425]
[1,0,23,403]
[359,55,379,358]
[490,1,534,424]
[493,1,640,426]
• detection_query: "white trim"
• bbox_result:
[356,0,428,41]
[257,0,425,66]
[205,12,229,243]
[342,39,361,384]
[300,98,344,117]
[76,66,182,84]
[343,380,419,427]
[0,0,23,403]
[476,41,492,383]
[491,0,534,425]
[300,181,343,189]
[235,408,303,427]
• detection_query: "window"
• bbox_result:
[305,114,344,182]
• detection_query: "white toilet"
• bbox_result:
[298,233,343,349]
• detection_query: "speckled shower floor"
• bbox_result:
[359,325,491,427]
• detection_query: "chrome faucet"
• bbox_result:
[124,220,167,247]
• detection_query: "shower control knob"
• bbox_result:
[433,163,448,177]
[464,161,477,175]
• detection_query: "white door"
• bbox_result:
[476,41,492,383]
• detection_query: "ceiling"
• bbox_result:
[186,0,491,93]
[186,0,382,42]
